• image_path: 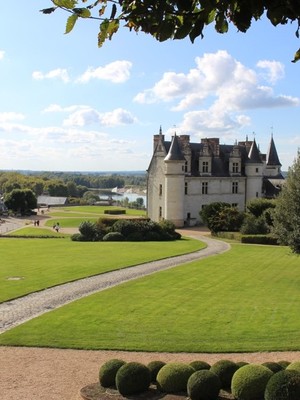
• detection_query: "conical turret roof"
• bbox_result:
[267,136,281,166]
[164,134,185,161]
[247,139,262,163]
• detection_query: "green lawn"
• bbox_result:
[1,244,300,353]
[0,237,203,302]
[44,217,99,228]
[49,205,146,217]
[8,227,68,238]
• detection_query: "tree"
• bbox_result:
[4,189,37,214]
[200,202,244,233]
[272,151,300,253]
[41,0,300,62]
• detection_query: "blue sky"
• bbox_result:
[0,1,299,172]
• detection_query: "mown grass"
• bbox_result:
[44,217,99,228]
[1,244,300,353]
[0,237,204,302]
[49,205,146,217]
[7,227,68,238]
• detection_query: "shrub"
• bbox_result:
[147,361,166,382]
[241,235,279,245]
[115,362,151,396]
[262,362,283,373]
[265,369,300,400]
[79,221,98,241]
[99,359,126,387]
[156,362,195,393]
[278,361,291,369]
[187,370,221,400]
[104,209,126,215]
[189,361,211,371]
[210,360,239,389]
[287,362,300,373]
[236,361,249,368]
[231,364,273,400]
[102,232,125,241]
[240,214,269,235]
[127,231,144,241]
[70,233,86,241]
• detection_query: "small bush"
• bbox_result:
[104,209,126,215]
[115,362,151,396]
[236,361,249,368]
[189,361,211,371]
[231,364,273,400]
[287,362,300,373]
[262,362,283,373]
[99,359,126,387]
[79,220,98,240]
[156,362,195,393]
[241,235,279,245]
[187,370,221,400]
[210,360,239,389]
[102,232,125,241]
[265,369,300,400]
[278,361,291,369]
[147,361,166,382]
[70,233,86,241]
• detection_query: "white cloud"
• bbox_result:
[32,68,70,83]
[63,107,136,127]
[256,60,285,84]
[134,50,298,112]
[0,50,5,60]
[77,60,132,83]
[0,112,25,122]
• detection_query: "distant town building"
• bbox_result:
[147,128,284,227]
[37,195,68,207]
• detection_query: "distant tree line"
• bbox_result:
[0,171,146,198]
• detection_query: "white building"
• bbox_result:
[147,128,284,227]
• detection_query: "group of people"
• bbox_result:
[33,220,40,226]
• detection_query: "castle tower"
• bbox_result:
[245,139,263,203]
[266,135,282,177]
[164,134,186,227]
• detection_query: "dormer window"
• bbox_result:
[202,161,209,173]
[232,162,239,173]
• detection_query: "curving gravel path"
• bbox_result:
[0,231,230,334]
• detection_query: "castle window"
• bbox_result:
[232,181,238,194]
[202,161,209,173]
[202,182,208,194]
[159,184,162,196]
[232,162,239,173]
[232,203,238,208]
[159,206,162,218]
[256,167,259,173]
[185,182,188,195]
[185,161,188,172]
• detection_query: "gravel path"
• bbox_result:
[0,230,229,334]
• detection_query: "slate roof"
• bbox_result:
[164,134,186,161]
[267,136,282,166]
[37,196,68,206]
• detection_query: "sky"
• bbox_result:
[0,2,299,172]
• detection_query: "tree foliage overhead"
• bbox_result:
[41,0,300,61]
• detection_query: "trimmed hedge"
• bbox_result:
[262,362,283,373]
[189,360,211,371]
[115,362,151,396]
[241,235,278,245]
[287,362,300,373]
[210,360,239,389]
[99,359,126,387]
[156,363,195,393]
[187,370,221,400]
[265,369,300,400]
[231,364,273,400]
[147,361,166,382]
[104,209,126,215]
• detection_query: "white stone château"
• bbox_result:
[147,128,284,227]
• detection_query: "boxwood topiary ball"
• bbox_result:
[187,370,221,400]
[189,361,211,371]
[99,358,126,387]
[156,362,195,393]
[231,364,273,400]
[147,361,166,382]
[210,360,239,389]
[115,362,151,396]
[287,362,300,373]
[265,369,300,400]
[278,361,291,369]
[262,362,283,373]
